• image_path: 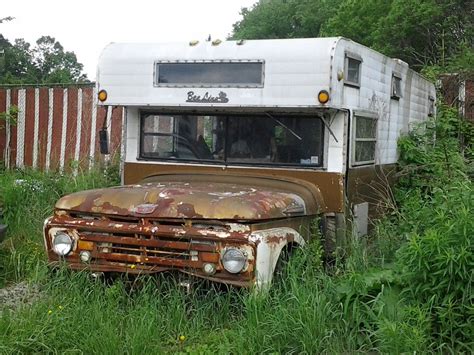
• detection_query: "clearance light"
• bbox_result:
[203,263,217,275]
[211,39,222,46]
[189,40,199,46]
[318,90,330,104]
[98,90,108,102]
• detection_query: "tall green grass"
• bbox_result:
[0,166,119,284]
[0,247,407,354]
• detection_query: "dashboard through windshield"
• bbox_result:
[140,113,324,167]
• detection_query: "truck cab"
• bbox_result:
[43,38,435,288]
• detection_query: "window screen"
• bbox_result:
[353,116,377,165]
[156,61,264,87]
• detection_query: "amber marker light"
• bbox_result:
[98,90,108,102]
[318,90,330,104]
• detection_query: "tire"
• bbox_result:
[321,215,337,261]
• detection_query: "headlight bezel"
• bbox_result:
[221,247,247,274]
[52,231,74,256]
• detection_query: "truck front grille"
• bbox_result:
[47,212,248,270]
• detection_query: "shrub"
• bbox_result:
[396,181,473,350]
[392,107,474,351]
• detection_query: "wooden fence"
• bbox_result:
[0,84,123,171]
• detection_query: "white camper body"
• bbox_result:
[98,37,435,176]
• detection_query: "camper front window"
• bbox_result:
[140,113,324,167]
[155,61,264,87]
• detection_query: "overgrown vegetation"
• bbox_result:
[0,106,472,353]
[0,167,119,284]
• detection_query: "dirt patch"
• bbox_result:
[0,282,41,312]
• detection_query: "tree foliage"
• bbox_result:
[231,0,342,39]
[232,0,474,70]
[0,17,14,24]
[0,34,88,84]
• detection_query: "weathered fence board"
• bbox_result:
[0,85,123,170]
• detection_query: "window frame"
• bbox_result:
[153,59,265,88]
[428,95,435,116]
[344,52,362,88]
[352,114,378,166]
[391,73,402,100]
[138,111,325,169]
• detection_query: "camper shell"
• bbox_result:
[43,37,435,288]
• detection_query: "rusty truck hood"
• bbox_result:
[55,179,316,220]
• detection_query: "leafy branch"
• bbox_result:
[0,105,19,128]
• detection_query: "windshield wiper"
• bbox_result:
[320,115,338,143]
[264,113,302,141]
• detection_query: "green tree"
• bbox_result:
[33,36,87,83]
[321,0,392,50]
[231,0,343,40]
[0,38,37,84]
[0,34,88,84]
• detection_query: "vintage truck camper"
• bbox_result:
[43,37,436,287]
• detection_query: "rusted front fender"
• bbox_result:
[249,227,306,289]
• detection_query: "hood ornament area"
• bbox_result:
[131,204,158,214]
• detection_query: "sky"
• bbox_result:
[1,0,257,80]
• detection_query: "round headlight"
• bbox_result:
[222,248,247,274]
[52,232,73,256]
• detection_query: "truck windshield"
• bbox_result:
[140,113,324,167]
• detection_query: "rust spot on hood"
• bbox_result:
[177,202,203,218]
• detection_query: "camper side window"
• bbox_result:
[344,53,361,87]
[428,96,435,116]
[391,74,402,99]
[353,116,377,165]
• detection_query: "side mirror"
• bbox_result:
[99,128,109,154]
